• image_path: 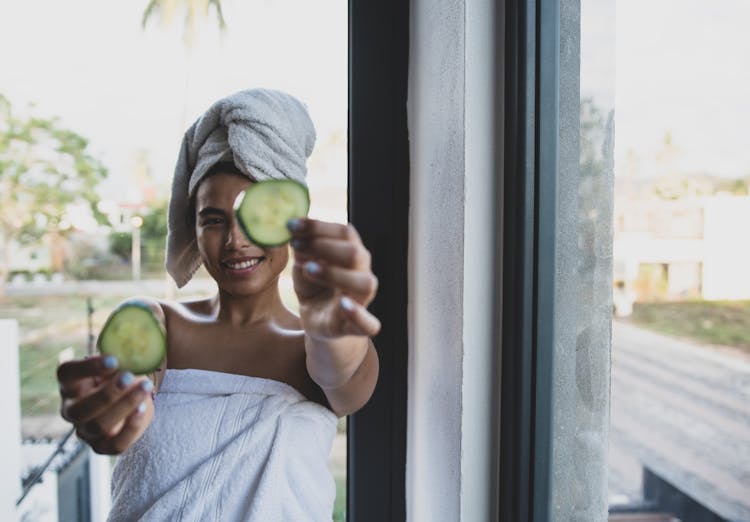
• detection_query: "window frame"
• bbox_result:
[347,1,410,520]
[498,0,560,519]
[348,0,563,518]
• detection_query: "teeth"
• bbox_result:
[226,258,261,270]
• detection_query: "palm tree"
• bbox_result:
[142,0,226,46]
[141,0,227,296]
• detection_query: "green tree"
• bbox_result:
[109,200,169,275]
[0,94,108,289]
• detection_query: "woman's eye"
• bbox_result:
[201,217,224,226]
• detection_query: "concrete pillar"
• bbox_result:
[88,448,112,522]
[407,0,499,519]
[0,319,22,519]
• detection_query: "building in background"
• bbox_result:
[614,194,750,307]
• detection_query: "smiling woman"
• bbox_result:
[4,0,353,518]
[54,89,377,521]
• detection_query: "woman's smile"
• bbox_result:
[221,256,265,275]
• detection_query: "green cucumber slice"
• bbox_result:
[234,179,310,247]
[97,303,166,375]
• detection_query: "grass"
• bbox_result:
[1,295,126,416]
[334,476,346,521]
[629,300,750,353]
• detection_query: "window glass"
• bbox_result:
[1,2,349,519]
[608,2,750,520]
[551,0,615,518]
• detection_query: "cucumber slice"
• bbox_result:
[234,179,310,247]
[97,303,166,375]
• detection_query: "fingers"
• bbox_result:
[89,400,153,455]
[299,260,378,305]
[288,218,361,243]
[288,218,368,269]
[292,237,371,270]
[76,378,154,440]
[339,297,382,337]
[57,355,118,384]
[64,372,149,425]
[289,218,382,339]
[58,355,119,399]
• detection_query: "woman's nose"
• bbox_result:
[225,219,250,249]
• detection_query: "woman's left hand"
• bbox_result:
[288,218,381,340]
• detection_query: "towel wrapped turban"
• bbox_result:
[166,88,316,288]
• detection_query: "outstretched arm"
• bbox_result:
[288,218,380,417]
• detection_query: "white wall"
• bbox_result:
[702,196,750,300]
[407,0,499,519]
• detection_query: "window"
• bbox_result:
[5,2,353,519]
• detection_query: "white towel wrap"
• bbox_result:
[108,369,338,522]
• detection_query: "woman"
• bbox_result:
[56,89,380,521]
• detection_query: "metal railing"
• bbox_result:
[16,427,77,506]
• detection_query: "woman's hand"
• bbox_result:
[57,355,155,455]
[288,218,381,340]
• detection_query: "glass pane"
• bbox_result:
[609,1,750,520]
[1,1,348,520]
[552,0,615,518]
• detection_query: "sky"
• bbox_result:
[0,0,348,211]
[1,0,749,210]
[614,0,750,178]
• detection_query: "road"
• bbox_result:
[609,321,750,521]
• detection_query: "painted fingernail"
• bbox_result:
[140,380,154,393]
[102,356,118,369]
[287,218,302,232]
[290,239,304,250]
[304,261,321,276]
[340,296,355,312]
[117,372,134,389]
[136,401,147,415]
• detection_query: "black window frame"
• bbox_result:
[347,1,409,521]
[498,0,559,519]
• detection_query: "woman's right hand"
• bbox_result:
[57,355,155,455]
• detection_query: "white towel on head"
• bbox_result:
[107,369,338,522]
[166,88,317,288]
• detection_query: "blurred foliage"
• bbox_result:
[0,94,108,283]
[142,0,225,46]
[108,200,168,276]
[65,237,130,281]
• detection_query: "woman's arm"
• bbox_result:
[288,218,381,417]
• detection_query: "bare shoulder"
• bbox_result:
[161,296,216,321]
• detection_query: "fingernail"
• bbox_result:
[304,261,321,276]
[102,356,118,369]
[290,239,303,250]
[136,401,147,415]
[287,218,302,232]
[340,296,355,312]
[140,380,154,393]
[117,372,134,389]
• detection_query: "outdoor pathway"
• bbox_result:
[609,321,750,521]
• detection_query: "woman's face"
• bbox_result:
[194,172,289,297]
